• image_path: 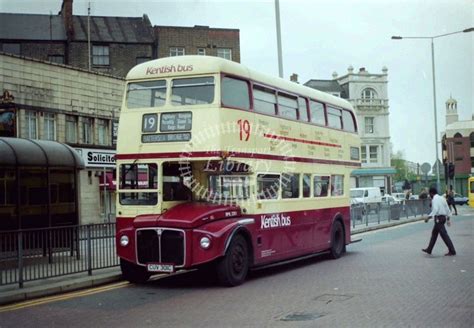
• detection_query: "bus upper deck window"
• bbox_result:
[221,77,250,110]
[171,77,215,106]
[127,80,166,109]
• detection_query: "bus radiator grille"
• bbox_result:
[136,229,184,266]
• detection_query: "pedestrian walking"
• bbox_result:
[447,185,458,215]
[422,187,456,256]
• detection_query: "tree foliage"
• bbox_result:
[391,150,418,183]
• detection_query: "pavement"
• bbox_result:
[1,205,472,307]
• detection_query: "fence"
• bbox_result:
[350,199,431,228]
[0,200,431,288]
[0,223,118,288]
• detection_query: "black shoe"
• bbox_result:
[422,249,431,255]
[444,252,456,256]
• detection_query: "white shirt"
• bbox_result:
[428,194,452,218]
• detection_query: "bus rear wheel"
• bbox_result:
[329,220,345,259]
[217,234,249,287]
[120,259,151,284]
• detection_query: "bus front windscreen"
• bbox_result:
[127,80,167,109]
[171,77,214,106]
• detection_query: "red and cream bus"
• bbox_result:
[116,56,361,286]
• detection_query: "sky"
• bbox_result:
[2,0,473,166]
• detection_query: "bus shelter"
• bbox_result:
[0,137,84,231]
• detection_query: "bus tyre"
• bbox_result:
[329,220,345,259]
[120,259,151,284]
[217,234,249,287]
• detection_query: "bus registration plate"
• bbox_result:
[147,263,174,273]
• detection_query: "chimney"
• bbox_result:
[290,73,299,83]
[359,67,366,73]
[332,71,338,79]
[60,0,74,39]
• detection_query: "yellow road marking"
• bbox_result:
[0,270,191,313]
[0,281,129,313]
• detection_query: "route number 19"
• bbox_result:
[237,119,250,141]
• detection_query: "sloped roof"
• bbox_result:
[0,137,84,168]
[72,15,153,43]
[0,13,66,40]
[304,79,346,97]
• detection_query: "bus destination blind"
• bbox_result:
[160,112,192,132]
[142,132,191,143]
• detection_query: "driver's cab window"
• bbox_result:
[162,163,192,201]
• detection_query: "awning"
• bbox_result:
[351,167,396,176]
[99,172,116,191]
[0,137,84,168]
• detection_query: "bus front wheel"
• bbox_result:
[329,220,345,259]
[120,259,151,284]
[217,234,249,287]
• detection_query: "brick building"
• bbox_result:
[0,0,240,77]
[0,53,124,224]
[155,25,240,62]
[441,97,474,196]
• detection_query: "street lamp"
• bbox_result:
[391,27,474,191]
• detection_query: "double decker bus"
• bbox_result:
[116,56,361,286]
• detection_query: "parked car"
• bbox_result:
[453,193,468,205]
[382,195,403,205]
[392,192,406,202]
[350,187,382,213]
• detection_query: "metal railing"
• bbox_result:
[350,199,431,228]
[0,223,118,288]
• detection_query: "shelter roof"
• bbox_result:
[0,137,84,168]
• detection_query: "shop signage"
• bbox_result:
[75,148,116,168]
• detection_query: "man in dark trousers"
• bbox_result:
[422,187,456,256]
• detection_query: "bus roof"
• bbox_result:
[126,56,354,111]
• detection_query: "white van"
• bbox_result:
[350,187,382,213]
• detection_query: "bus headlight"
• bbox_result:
[120,235,129,247]
[200,237,211,249]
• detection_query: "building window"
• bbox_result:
[66,115,78,143]
[97,119,108,145]
[25,110,37,139]
[217,48,232,60]
[136,57,151,65]
[369,145,378,163]
[92,45,110,66]
[365,117,374,133]
[43,113,56,140]
[197,48,206,55]
[361,146,367,163]
[2,43,20,55]
[82,117,93,144]
[170,47,185,56]
[48,55,65,64]
[361,88,377,99]
[470,132,474,147]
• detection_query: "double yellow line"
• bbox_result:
[0,281,130,313]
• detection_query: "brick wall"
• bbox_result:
[155,26,240,62]
[68,42,154,77]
